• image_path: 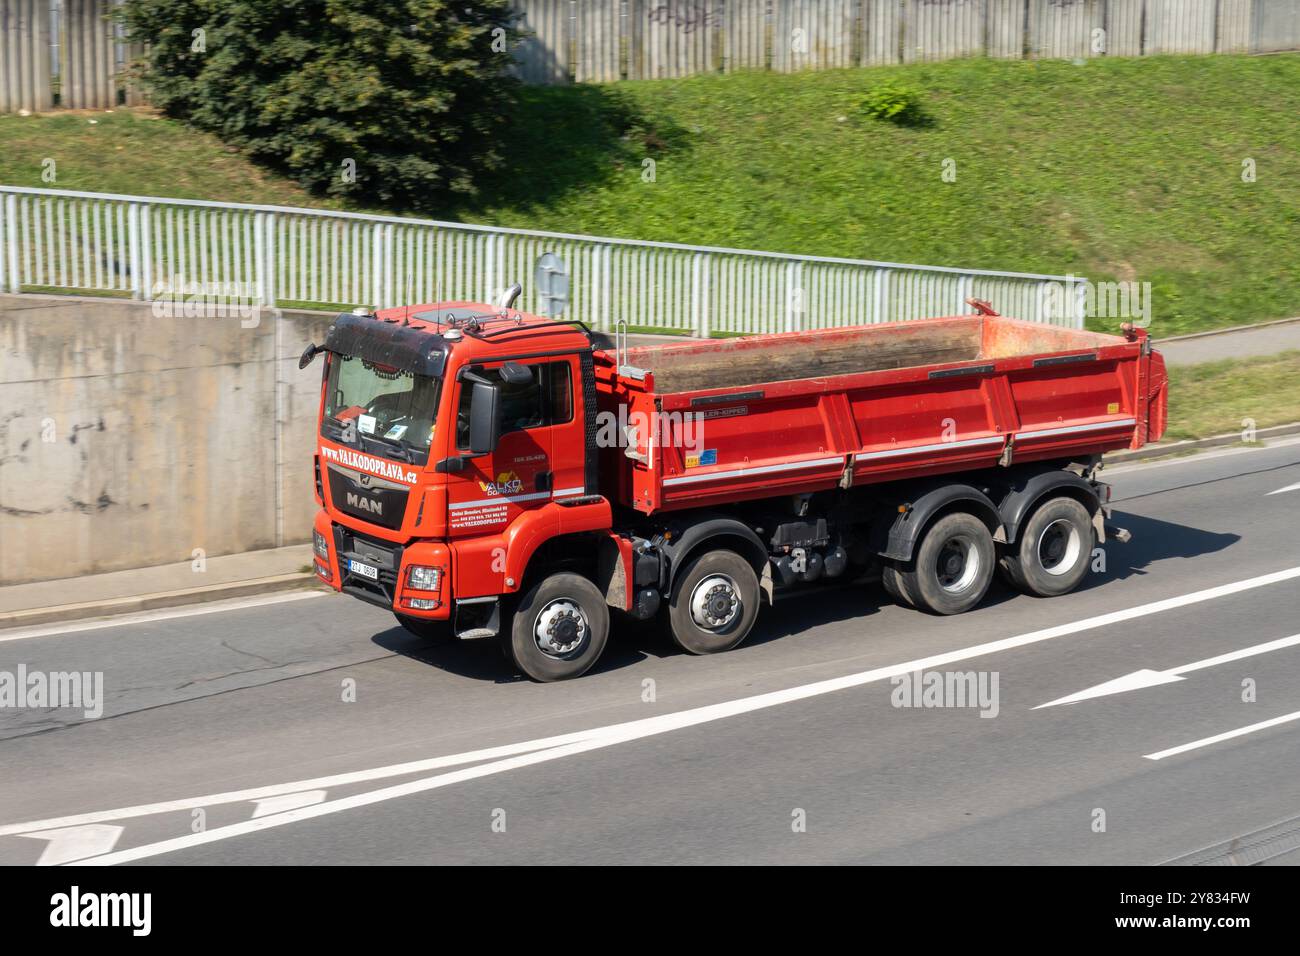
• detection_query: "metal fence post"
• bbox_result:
[253,211,266,306]
[254,211,279,308]
[371,221,385,309]
[127,202,142,299]
[785,260,803,332]
[2,193,18,293]
[138,203,153,299]
[874,268,891,323]
[268,212,280,307]
[692,252,711,338]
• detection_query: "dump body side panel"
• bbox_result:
[597,316,1158,515]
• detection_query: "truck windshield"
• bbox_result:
[322,354,440,462]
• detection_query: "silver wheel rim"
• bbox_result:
[534,598,588,658]
[937,536,980,593]
[690,574,741,631]
[1038,519,1082,577]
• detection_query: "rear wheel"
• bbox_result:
[899,512,995,615]
[668,550,760,655]
[394,614,451,640]
[1001,497,1094,597]
[506,573,609,682]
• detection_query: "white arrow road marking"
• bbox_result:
[251,791,327,819]
[1035,633,1300,708]
[1145,711,1300,760]
[21,562,1289,866]
[1268,481,1300,496]
[19,824,124,865]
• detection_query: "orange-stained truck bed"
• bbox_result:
[593,313,1167,515]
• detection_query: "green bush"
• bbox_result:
[117,0,519,208]
[861,84,926,126]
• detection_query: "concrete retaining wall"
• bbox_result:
[0,293,331,585]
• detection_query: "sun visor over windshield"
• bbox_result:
[322,312,448,378]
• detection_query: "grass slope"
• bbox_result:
[1165,350,1300,442]
[2,55,1297,335]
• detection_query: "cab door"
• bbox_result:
[444,358,576,539]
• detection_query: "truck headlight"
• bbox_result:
[406,565,442,591]
[313,530,329,559]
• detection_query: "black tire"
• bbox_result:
[394,614,452,640]
[1001,496,1094,597]
[899,511,995,615]
[668,549,760,655]
[506,573,609,682]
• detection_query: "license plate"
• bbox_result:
[349,559,379,581]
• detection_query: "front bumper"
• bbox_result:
[313,511,451,619]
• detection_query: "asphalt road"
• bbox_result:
[1,440,1298,865]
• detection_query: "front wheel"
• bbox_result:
[668,549,760,655]
[506,573,609,682]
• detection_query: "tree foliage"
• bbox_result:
[119,0,519,208]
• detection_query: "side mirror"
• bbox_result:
[468,380,500,456]
[299,343,321,369]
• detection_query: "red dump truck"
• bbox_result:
[301,288,1167,680]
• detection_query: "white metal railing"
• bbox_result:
[0,185,1087,332]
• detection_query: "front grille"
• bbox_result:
[334,526,405,608]
[326,464,409,530]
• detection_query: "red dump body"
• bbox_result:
[595,313,1167,515]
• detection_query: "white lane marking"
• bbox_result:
[251,791,327,819]
[1035,633,1300,708]
[4,562,1289,865]
[19,824,123,866]
[1268,481,1300,496]
[0,590,327,644]
[1144,711,1300,761]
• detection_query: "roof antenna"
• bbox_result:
[498,282,522,312]
[403,271,413,325]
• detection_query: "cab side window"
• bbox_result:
[457,361,572,449]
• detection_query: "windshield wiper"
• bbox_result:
[363,433,412,462]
